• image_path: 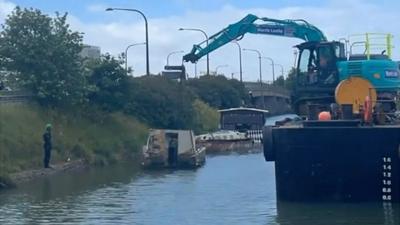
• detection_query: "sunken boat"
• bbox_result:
[196,130,260,154]
[142,129,206,169]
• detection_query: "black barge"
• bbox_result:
[264,120,400,202]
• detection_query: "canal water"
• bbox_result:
[0,153,399,224]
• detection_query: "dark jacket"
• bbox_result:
[43,131,52,150]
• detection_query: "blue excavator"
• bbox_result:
[183,14,400,202]
[183,14,400,117]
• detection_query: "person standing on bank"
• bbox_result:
[43,124,52,168]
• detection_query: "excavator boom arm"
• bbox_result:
[183,14,327,63]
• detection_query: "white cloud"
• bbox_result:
[0,0,15,21]
[2,1,400,81]
[86,3,109,13]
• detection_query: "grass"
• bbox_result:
[0,103,148,175]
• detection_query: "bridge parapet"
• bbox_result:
[244,82,292,114]
[244,82,290,98]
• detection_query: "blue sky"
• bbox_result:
[8,0,398,20]
[9,0,327,20]
[1,0,400,79]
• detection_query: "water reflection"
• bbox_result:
[275,201,399,225]
[0,153,398,225]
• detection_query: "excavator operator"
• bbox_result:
[318,47,336,86]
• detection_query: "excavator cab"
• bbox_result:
[296,41,345,89]
[293,41,346,115]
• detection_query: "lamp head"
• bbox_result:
[105,8,114,11]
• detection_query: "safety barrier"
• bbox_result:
[348,33,393,60]
[246,129,263,143]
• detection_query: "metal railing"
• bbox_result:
[348,33,393,60]
[0,90,33,103]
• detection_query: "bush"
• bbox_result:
[71,144,93,162]
[85,54,129,112]
[192,99,219,134]
[124,76,196,129]
[187,75,248,109]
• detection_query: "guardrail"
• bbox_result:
[0,90,33,103]
[348,33,393,59]
[244,82,291,98]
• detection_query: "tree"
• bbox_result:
[191,99,219,134]
[0,7,85,106]
[85,54,129,111]
[273,75,285,87]
[187,75,248,109]
[284,67,296,92]
[124,76,196,129]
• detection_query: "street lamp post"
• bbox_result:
[215,64,228,75]
[106,7,150,76]
[243,48,262,84]
[243,48,265,109]
[231,41,243,82]
[194,62,198,78]
[275,63,284,78]
[124,42,146,74]
[179,28,209,75]
[194,58,207,78]
[262,56,275,84]
[167,50,184,66]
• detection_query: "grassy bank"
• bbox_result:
[0,103,148,176]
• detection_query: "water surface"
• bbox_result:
[0,153,398,224]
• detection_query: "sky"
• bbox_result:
[1,0,400,81]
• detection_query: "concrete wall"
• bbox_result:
[251,96,292,115]
[244,82,292,115]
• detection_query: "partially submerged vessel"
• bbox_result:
[218,107,269,143]
[196,130,259,153]
[195,107,270,153]
[142,129,206,168]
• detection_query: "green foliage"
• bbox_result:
[125,76,196,129]
[0,7,85,106]
[284,67,296,91]
[191,99,219,134]
[70,144,93,162]
[187,75,248,109]
[273,75,285,87]
[85,54,130,111]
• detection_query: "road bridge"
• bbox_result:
[244,82,291,115]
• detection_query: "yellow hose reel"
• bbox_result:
[335,77,377,114]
